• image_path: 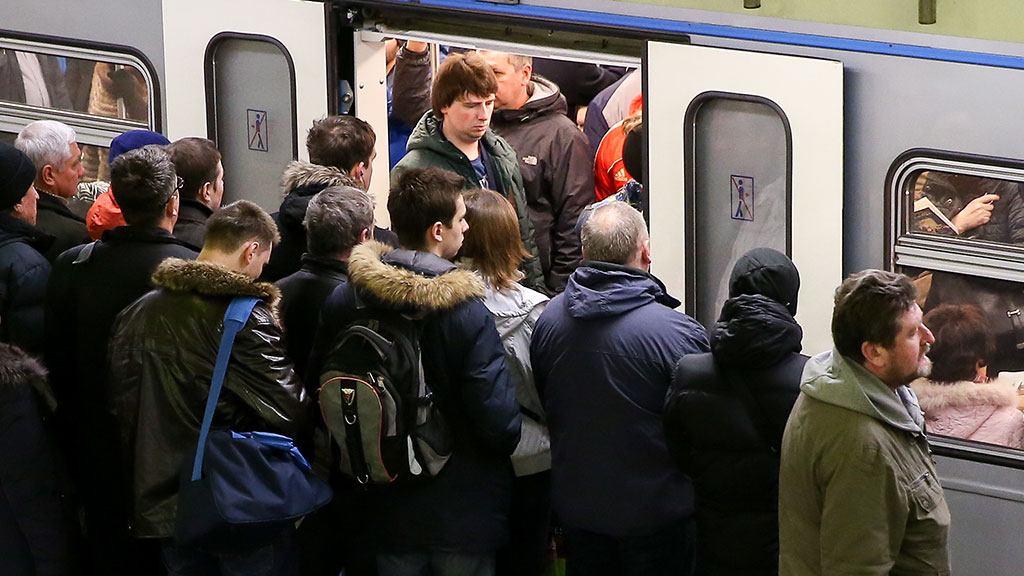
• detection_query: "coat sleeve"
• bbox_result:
[223,303,307,440]
[545,126,592,292]
[6,250,51,356]
[453,302,522,456]
[392,44,433,129]
[818,443,906,574]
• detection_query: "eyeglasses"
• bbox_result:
[175,176,185,191]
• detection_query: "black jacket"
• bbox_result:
[664,249,806,575]
[172,199,213,250]
[309,241,521,553]
[35,192,89,263]
[0,214,53,355]
[0,344,73,576]
[275,255,349,383]
[491,77,593,293]
[107,258,307,538]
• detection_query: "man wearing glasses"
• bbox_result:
[44,145,198,576]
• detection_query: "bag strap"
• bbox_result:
[190,296,261,481]
[720,366,782,456]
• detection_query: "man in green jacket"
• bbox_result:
[779,269,951,575]
[391,50,545,292]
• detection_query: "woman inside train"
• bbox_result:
[912,303,1024,448]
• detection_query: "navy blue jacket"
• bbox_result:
[531,261,709,537]
[308,241,521,553]
[0,214,52,355]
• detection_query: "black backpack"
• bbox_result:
[318,307,453,485]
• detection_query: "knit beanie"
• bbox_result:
[109,130,170,163]
[0,142,37,211]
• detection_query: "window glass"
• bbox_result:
[0,48,150,123]
[909,170,1024,245]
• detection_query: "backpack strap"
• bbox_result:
[720,366,782,456]
[190,296,261,481]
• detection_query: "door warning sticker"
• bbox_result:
[248,109,268,152]
[730,175,754,221]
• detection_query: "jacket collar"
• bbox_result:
[151,257,280,308]
[178,199,213,220]
[347,241,484,311]
[101,225,196,249]
[37,190,86,223]
[299,253,349,278]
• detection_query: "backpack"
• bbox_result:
[318,307,453,485]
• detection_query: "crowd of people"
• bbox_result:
[2,41,1009,576]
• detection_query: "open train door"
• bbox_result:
[646,41,843,354]
[161,0,329,212]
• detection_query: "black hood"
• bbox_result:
[711,294,802,368]
[728,247,800,316]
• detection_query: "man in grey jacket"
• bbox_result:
[779,269,951,575]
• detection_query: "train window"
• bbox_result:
[689,94,791,329]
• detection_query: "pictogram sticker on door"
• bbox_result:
[730,175,754,221]
[247,109,268,152]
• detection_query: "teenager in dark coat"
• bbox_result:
[664,247,807,576]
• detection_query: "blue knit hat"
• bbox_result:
[0,142,37,211]
[109,130,170,164]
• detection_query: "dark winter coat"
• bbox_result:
[530,59,627,112]
[35,192,90,263]
[172,199,213,250]
[0,344,72,576]
[491,77,592,293]
[107,258,306,538]
[665,295,805,575]
[308,241,522,553]
[275,254,349,383]
[392,112,546,293]
[531,261,709,538]
[0,213,53,355]
[262,161,363,282]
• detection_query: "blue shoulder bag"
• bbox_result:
[174,297,332,552]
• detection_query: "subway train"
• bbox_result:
[5,0,1024,571]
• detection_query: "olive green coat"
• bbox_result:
[779,350,951,575]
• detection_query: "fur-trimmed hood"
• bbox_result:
[912,377,1019,411]
[280,161,361,198]
[0,342,56,412]
[348,241,484,311]
[151,258,281,309]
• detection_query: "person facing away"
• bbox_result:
[531,200,709,576]
[168,136,225,250]
[14,119,89,262]
[262,114,397,281]
[85,129,172,239]
[308,166,521,576]
[390,48,545,293]
[911,303,1024,448]
[459,188,552,576]
[43,145,197,576]
[664,247,807,576]
[779,269,951,575]
[476,50,593,294]
[0,141,52,355]
[107,200,306,576]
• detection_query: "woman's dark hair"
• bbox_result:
[461,189,531,291]
[924,303,994,383]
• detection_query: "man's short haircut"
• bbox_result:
[304,185,374,258]
[167,137,221,201]
[388,167,465,250]
[14,120,77,174]
[110,145,176,227]
[461,189,532,291]
[508,53,532,71]
[203,199,279,253]
[306,115,376,172]
[832,269,918,364]
[581,201,648,265]
[924,304,994,383]
[431,51,499,118]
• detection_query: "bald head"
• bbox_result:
[581,201,650,270]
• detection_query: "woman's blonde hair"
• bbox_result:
[461,189,531,291]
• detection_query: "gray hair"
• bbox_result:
[304,185,374,257]
[508,53,532,71]
[14,120,77,174]
[581,201,648,265]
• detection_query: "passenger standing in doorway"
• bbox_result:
[531,201,708,576]
[391,50,545,292]
[168,137,225,250]
[664,248,807,575]
[14,120,89,262]
[779,269,951,575]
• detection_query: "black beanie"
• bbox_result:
[0,142,37,211]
